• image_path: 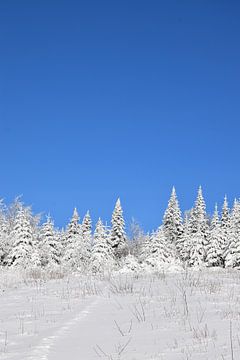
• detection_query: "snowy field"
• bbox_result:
[0,269,239,360]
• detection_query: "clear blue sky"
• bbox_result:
[0,0,239,231]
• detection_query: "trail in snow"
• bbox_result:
[0,274,103,360]
[27,296,101,360]
[27,286,135,360]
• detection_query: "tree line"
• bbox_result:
[0,187,239,273]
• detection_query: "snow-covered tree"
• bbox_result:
[67,208,81,237]
[220,196,231,264]
[30,246,42,269]
[40,216,61,267]
[206,205,222,267]
[145,227,175,270]
[3,188,240,273]
[192,186,208,234]
[0,204,10,265]
[110,198,127,258]
[120,254,140,273]
[139,232,151,263]
[129,219,147,258]
[188,187,209,264]
[57,228,67,257]
[225,200,240,268]
[232,201,240,268]
[81,211,92,265]
[163,187,183,256]
[188,226,206,267]
[63,208,82,269]
[8,206,34,268]
[180,209,194,263]
[82,211,91,236]
[30,215,42,270]
[91,218,114,273]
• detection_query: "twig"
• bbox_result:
[96,344,108,357]
[128,319,133,334]
[114,320,124,336]
[118,338,132,356]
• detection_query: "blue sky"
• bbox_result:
[0,0,240,231]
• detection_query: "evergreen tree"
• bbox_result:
[81,211,92,264]
[63,208,82,269]
[145,227,175,269]
[233,201,240,267]
[188,186,209,263]
[68,208,81,235]
[192,186,208,234]
[225,200,240,268]
[40,216,61,267]
[180,210,194,263]
[188,226,206,267]
[139,232,151,263]
[91,218,114,272]
[57,228,67,257]
[110,198,127,258]
[0,207,9,265]
[8,206,34,267]
[206,205,222,267]
[7,197,23,234]
[220,196,231,264]
[31,245,42,269]
[163,187,183,257]
[30,214,42,269]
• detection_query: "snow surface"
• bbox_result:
[0,268,240,359]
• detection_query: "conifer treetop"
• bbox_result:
[73,207,79,220]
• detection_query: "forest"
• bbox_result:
[0,186,238,275]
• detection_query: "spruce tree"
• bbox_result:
[40,216,61,267]
[68,208,81,237]
[192,186,208,234]
[220,196,231,265]
[233,201,240,267]
[91,218,114,272]
[139,232,151,263]
[188,226,206,267]
[31,245,42,269]
[188,186,209,264]
[163,187,183,256]
[110,198,127,258]
[63,208,82,269]
[81,211,92,265]
[0,209,9,265]
[206,205,222,267]
[8,206,34,267]
[145,227,174,269]
[225,200,240,268]
[180,210,194,263]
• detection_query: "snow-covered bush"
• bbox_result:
[119,254,140,273]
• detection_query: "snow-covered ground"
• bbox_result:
[0,268,240,359]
